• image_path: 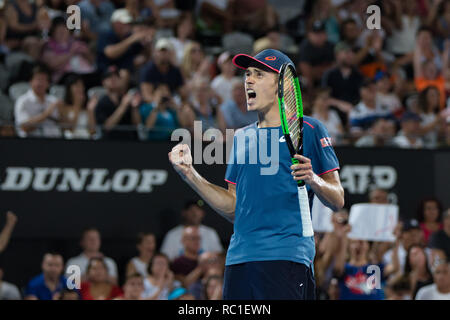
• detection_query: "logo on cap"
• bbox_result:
[265,56,277,61]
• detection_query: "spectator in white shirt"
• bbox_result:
[393,112,425,149]
[14,65,62,138]
[125,232,156,277]
[65,228,118,284]
[211,51,239,103]
[416,259,450,300]
[161,200,223,261]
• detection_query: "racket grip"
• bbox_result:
[291,157,305,187]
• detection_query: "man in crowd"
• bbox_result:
[14,65,61,138]
[65,228,118,284]
[24,252,67,300]
[161,200,223,261]
[429,209,450,260]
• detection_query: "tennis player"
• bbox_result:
[168,49,344,300]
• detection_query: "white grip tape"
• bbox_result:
[297,185,314,237]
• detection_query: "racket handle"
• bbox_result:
[291,157,306,187]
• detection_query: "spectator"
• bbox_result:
[417,86,447,148]
[96,8,152,73]
[78,0,115,36]
[211,51,239,103]
[383,219,425,275]
[384,0,421,58]
[392,111,425,148]
[0,211,17,253]
[125,232,156,278]
[142,252,178,300]
[203,274,223,300]
[95,67,142,140]
[333,223,398,300]
[168,13,195,66]
[321,41,363,121]
[161,200,223,261]
[384,275,411,300]
[0,267,21,300]
[140,83,184,140]
[416,197,444,245]
[429,209,450,260]
[368,188,389,204]
[181,41,213,87]
[228,0,278,38]
[218,79,257,131]
[80,257,122,300]
[65,228,118,284]
[355,118,396,147]
[309,0,340,44]
[4,0,42,50]
[170,226,200,272]
[189,77,221,132]
[56,74,92,139]
[374,71,403,116]
[349,79,395,135]
[298,20,335,88]
[40,16,96,85]
[187,251,224,300]
[58,288,80,300]
[311,87,345,145]
[404,244,434,299]
[14,64,61,138]
[415,259,450,299]
[414,31,449,109]
[115,273,145,300]
[24,252,67,300]
[140,38,184,103]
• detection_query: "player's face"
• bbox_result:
[244,67,278,112]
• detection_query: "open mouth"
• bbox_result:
[247,89,256,101]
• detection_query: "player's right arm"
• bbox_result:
[168,144,236,223]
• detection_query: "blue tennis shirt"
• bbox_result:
[224,116,340,267]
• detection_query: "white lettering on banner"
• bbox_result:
[340,165,397,194]
[0,167,168,193]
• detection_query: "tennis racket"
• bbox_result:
[277,63,313,237]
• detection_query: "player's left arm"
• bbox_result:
[291,154,344,212]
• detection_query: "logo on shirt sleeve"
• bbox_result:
[320,137,332,148]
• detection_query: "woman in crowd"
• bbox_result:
[142,253,179,300]
[80,258,122,300]
[404,244,434,299]
[125,233,156,277]
[40,16,97,86]
[416,196,443,244]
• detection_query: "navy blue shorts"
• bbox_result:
[223,260,316,300]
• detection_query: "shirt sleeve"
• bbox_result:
[309,120,340,176]
[224,134,238,184]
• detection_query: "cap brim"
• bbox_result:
[232,54,280,73]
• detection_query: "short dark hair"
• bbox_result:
[81,227,100,239]
[125,272,143,284]
[416,196,443,223]
[183,200,203,211]
[59,288,80,300]
[31,64,51,81]
[49,16,67,38]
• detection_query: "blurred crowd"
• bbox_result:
[0,194,449,300]
[0,0,449,147]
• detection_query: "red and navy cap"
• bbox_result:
[232,49,294,74]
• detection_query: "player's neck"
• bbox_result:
[257,104,281,128]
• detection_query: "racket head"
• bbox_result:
[277,63,304,157]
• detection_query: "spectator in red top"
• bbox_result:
[80,257,122,300]
[416,197,444,244]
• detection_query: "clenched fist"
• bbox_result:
[168,144,193,179]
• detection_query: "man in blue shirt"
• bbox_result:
[25,252,68,300]
[169,49,344,300]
